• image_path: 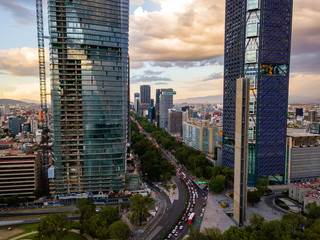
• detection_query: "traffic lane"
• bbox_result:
[138,180,172,240]
[153,176,188,240]
[178,182,207,239]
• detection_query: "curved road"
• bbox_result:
[264,194,289,214]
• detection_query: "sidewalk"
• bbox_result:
[200,193,235,233]
[246,196,284,224]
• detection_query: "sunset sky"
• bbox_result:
[0,0,319,102]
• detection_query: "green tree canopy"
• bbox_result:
[209,175,226,193]
[76,198,96,223]
[129,194,155,226]
[38,214,71,240]
[247,190,261,205]
[109,220,131,240]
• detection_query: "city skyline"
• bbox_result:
[0,0,319,102]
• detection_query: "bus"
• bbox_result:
[187,212,195,225]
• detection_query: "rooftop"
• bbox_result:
[305,192,320,200]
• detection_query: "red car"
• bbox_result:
[166,208,169,212]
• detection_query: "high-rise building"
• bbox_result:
[9,116,25,136]
[134,93,140,113]
[295,108,303,118]
[155,89,161,127]
[168,109,183,136]
[308,110,318,123]
[222,0,293,185]
[48,0,129,194]
[233,78,250,226]
[159,89,176,129]
[140,85,151,104]
[183,119,221,154]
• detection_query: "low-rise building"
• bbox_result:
[289,181,320,203]
[304,192,320,209]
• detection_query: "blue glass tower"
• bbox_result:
[49,0,129,194]
[222,0,293,185]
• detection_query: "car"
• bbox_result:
[174,225,178,230]
[167,233,172,239]
[200,213,204,218]
[190,208,193,212]
[202,208,205,213]
[178,221,182,226]
[203,202,206,207]
[179,225,184,230]
[172,229,176,234]
[184,218,188,222]
[174,231,179,237]
[187,207,190,212]
[166,208,169,212]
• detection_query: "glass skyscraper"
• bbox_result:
[222,0,293,185]
[48,0,129,194]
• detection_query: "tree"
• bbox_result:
[249,213,265,230]
[221,226,249,240]
[109,220,131,240]
[203,227,221,239]
[209,175,226,193]
[38,214,71,240]
[247,190,261,205]
[306,202,320,219]
[99,205,120,225]
[76,198,96,223]
[195,167,203,178]
[129,194,155,226]
[172,184,177,191]
[33,187,45,199]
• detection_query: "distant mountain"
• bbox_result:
[20,99,41,104]
[288,95,320,105]
[175,95,223,104]
[175,95,320,105]
[0,99,35,105]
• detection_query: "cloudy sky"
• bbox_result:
[0,0,319,102]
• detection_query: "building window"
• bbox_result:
[261,64,288,76]
[247,23,258,37]
[247,0,259,10]
[246,50,257,63]
[247,75,256,88]
[249,102,255,114]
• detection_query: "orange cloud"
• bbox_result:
[0,47,50,76]
[129,0,225,66]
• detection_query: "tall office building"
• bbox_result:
[222,0,293,185]
[155,89,161,127]
[134,93,140,113]
[140,85,151,104]
[48,0,129,194]
[159,89,176,129]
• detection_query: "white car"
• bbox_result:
[179,225,184,230]
[172,229,176,234]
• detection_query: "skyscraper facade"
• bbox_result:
[222,0,293,185]
[140,85,151,104]
[49,0,129,194]
[159,89,176,129]
[134,92,140,113]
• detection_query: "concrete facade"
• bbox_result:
[0,150,41,198]
[168,109,183,136]
[233,78,249,226]
[285,132,320,183]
